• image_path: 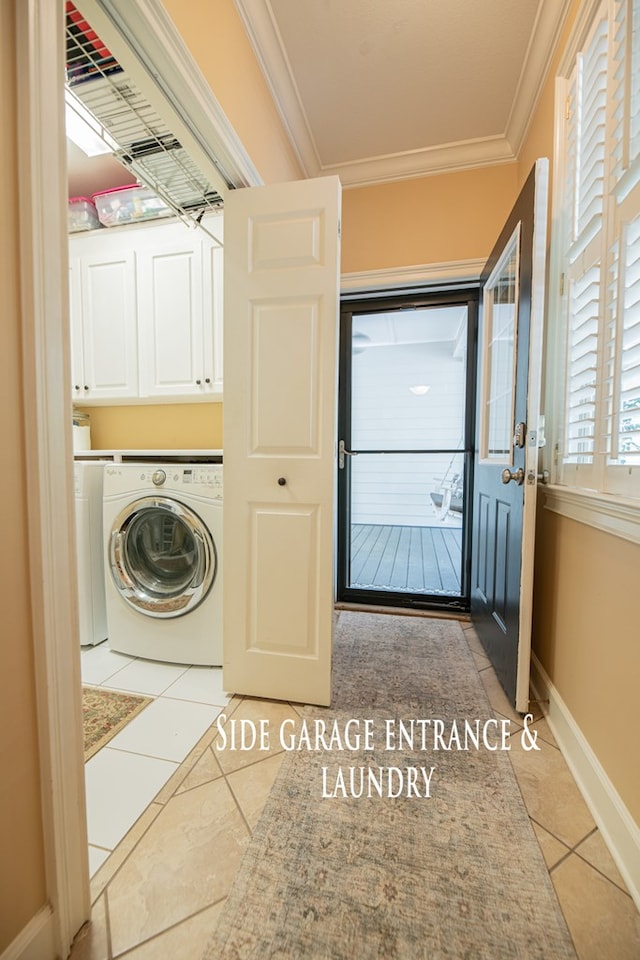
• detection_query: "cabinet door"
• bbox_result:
[68,256,86,400]
[202,236,224,394]
[81,252,139,399]
[138,239,206,397]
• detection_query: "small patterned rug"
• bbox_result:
[83,686,152,761]
[204,611,576,959]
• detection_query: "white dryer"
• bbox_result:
[102,462,222,665]
[74,460,108,646]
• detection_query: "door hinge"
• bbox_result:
[565,95,572,121]
[560,272,565,297]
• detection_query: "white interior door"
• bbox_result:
[223,176,341,706]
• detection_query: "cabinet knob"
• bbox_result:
[277,477,287,486]
[196,379,202,385]
[205,378,211,384]
[74,385,80,391]
[83,385,89,391]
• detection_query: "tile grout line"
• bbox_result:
[111,897,228,959]
[103,884,114,960]
[89,694,240,960]
[545,822,636,898]
[101,699,285,953]
[88,695,244,907]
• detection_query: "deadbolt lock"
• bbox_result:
[513,422,526,449]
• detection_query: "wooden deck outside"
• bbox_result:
[349,523,462,596]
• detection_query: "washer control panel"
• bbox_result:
[104,463,223,499]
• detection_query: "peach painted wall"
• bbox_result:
[0,0,47,948]
[533,511,640,824]
[85,402,223,451]
[162,0,303,185]
[518,0,640,822]
[341,163,520,274]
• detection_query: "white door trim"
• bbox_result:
[341,258,484,293]
[16,0,90,955]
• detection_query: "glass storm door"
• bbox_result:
[337,291,477,611]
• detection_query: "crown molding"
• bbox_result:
[235,0,569,188]
[327,138,515,188]
[505,0,573,155]
[233,0,319,178]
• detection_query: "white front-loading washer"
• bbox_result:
[102,462,222,665]
[74,460,108,646]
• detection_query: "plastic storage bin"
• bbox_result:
[92,184,173,226]
[68,196,101,233]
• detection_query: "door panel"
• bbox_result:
[471,159,549,712]
[223,176,341,706]
[337,292,477,610]
[250,299,320,452]
[81,252,138,398]
[139,241,203,396]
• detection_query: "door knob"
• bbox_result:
[501,467,525,485]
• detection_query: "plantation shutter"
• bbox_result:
[605,0,640,493]
[562,13,608,474]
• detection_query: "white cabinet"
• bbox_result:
[136,220,223,397]
[68,214,223,403]
[68,248,138,401]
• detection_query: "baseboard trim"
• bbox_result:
[530,654,640,911]
[0,906,56,960]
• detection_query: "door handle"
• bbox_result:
[501,467,525,485]
[338,439,358,470]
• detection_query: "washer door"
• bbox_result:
[109,496,217,618]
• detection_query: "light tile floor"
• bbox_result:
[71,625,640,959]
[80,643,233,875]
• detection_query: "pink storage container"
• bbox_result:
[92,184,173,226]
[68,196,101,233]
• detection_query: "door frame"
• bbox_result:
[16,1,91,954]
[337,286,479,612]
[14,0,260,954]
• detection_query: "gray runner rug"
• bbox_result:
[204,611,576,959]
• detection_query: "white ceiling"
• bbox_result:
[234,0,570,186]
[353,307,467,347]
